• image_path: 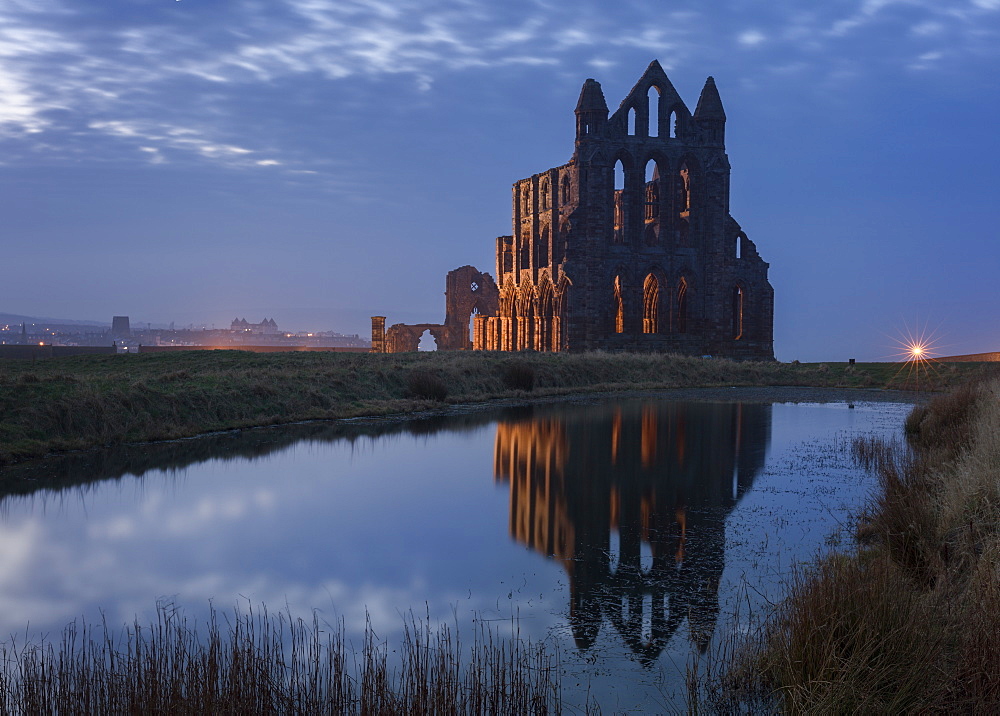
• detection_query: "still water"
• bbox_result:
[0,394,911,711]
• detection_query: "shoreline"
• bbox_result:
[4,384,927,475]
[0,350,986,467]
[695,376,1000,710]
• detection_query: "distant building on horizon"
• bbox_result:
[231,317,279,335]
[111,316,131,338]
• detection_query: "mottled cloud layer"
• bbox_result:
[1,0,997,171]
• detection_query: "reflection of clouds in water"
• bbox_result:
[0,427,557,646]
[88,515,136,539]
[163,489,277,534]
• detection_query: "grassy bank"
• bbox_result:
[704,375,1000,711]
[0,604,562,715]
[0,350,988,465]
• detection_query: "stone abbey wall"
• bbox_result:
[373,61,773,359]
[373,266,498,352]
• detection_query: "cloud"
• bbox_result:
[908,50,945,69]
[738,29,767,46]
[139,146,165,164]
[911,20,944,35]
[0,0,998,173]
[88,119,268,168]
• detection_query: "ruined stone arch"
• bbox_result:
[613,275,625,334]
[677,154,701,216]
[515,281,539,350]
[558,220,571,263]
[537,278,556,351]
[587,147,608,165]
[561,174,571,204]
[646,84,661,137]
[498,278,519,351]
[735,231,748,260]
[642,156,667,237]
[554,274,573,352]
[608,265,632,335]
[612,152,636,245]
[535,223,550,270]
[440,265,499,350]
[540,178,551,210]
[674,273,692,334]
[642,268,667,334]
[732,282,746,340]
[508,300,519,352]
[499,280,518,314]
[641,152,670,176]
[518,229,531,272]
[643,223,658,247]
[664,101,687,139]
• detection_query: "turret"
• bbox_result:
[693,76,726,147]
[575,78,608,141]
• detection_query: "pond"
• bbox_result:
[0,391,912,711]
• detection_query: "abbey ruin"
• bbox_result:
[373,61,774,359]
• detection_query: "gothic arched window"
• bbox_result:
[647,86,660,137]
[613,160,626,244]
[732,285,744,340]
[643,274,659,333]
[613,276,624,333]
[644,159,660,222]
[676,278,688,334]
[678,163,691,213]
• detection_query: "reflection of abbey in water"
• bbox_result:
[494,400,771,663]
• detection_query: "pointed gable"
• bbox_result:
[694,76,726,121]
[575,78,609,113]
[610,59,689,123]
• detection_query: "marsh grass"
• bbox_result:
[695,376,1000,711]
[0,604,563,715]
[500,362,536,392]
[0,351,990,466]
[405,370,449,401]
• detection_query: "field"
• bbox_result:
[0,349,991,465]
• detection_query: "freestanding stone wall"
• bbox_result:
[372,266,499,352]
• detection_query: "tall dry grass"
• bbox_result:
[0,604,563,715]
[702,377,1000,711]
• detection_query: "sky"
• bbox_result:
[1,0,998,361]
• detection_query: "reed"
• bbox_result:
[0,604,563,715]
[696,376,1000,711]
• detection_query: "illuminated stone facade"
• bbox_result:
[373,265,498,352]
[372,61,773,357]
[479,61,774,358]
